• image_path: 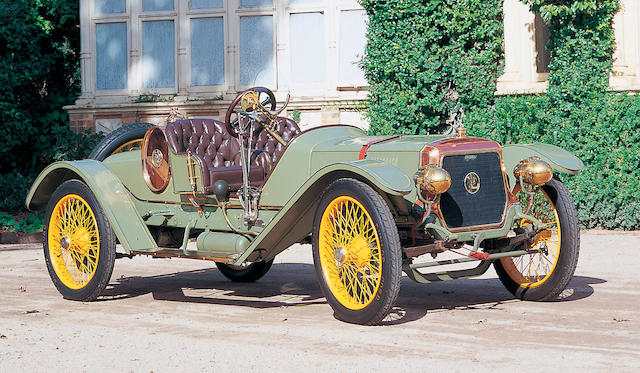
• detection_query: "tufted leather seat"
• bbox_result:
[164,117,301,193]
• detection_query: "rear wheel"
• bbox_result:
[89,122,154,161]
[494,178,580,300]
[44,180,117,301]
[215,260,274,282]
[312,178,402,325]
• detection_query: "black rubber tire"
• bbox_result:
[88,122,154,161]
[43,180,117,301]
[312,178,402,325]
[215,259,274,282]
[494,178,580,301]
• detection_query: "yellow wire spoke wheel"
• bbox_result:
[500,189,561,288]
[313,179,402,325]
[48,194,100,289]
[44,180,117,301]
[318,196,382,310]
[494,178,580,301]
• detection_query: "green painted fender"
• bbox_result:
[25,160,157,253]
[502,143,584,187]
[329,159,413,195]
[233,160,412,265]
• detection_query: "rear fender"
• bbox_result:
[26,160,156,253]
[501,144,584,188]
[233,160,412,264]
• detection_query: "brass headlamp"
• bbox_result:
[513,157,553,186]
[414,165,451,195]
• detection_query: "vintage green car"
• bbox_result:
[26,87,583,325]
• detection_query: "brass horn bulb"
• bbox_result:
[414,165,451,195]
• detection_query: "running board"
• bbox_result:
[128,249,233,263]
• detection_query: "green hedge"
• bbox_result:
[0,0,101,216]
[361,0,504,134]
[362,0,640,230]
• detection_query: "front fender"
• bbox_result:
[232,160,412,265]
[502,143,584,187]
[26,160,156,253]
[325,159,413,196]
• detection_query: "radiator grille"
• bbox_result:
[439,152,507,228]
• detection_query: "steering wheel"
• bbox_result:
[224,87,276,138]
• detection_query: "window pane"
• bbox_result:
[191,18,224,86]
[142,21,175,88]
[95,0,126,15]
[190,0,223,9]
[338,10,367,83]
[239,16,275,86]
[290,12,325,83]
[289,0,319,5]
[96,23,127,90]
[240,0,272,7]
[534,12,550,73]
[142,0,173,12]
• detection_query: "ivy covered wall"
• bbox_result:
[362,0,640,230]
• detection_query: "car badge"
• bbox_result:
[151,148,163,168]
[464,172,481,194]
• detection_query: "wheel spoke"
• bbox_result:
[47,194,100,290]
[501,187,562,287]
[318,196,383,310]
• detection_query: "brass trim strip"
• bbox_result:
[123,185,283,211]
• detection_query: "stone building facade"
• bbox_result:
[497,0,640,95]
[67,0,369,132]
[67,0,640,133]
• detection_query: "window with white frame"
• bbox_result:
[497,0,550,94]
[88,0,368,97]
[140,1,177,89]
[237,0,276,87]
[337,2,367,87]
[534,12,550,74]
[189,0,226,87]
[288,1,327,85]
[93,0,128,92]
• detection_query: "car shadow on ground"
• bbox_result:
[101,262,605,325]
[381,274,605,325]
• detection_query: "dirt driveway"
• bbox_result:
[1,231,639,372]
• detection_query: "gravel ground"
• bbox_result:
[1,231,639,372]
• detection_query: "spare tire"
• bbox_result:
[89,122,154,161]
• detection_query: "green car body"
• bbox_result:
[26,101,584,324]
[26,124,581,261]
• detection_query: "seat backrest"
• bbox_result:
[164,117,301,174]
[165,119,242,171]
[253,117,302,166]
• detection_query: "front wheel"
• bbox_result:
[43,180,117,301]
[494,178,580,301]
[312,178,402,325]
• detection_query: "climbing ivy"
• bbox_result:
[363,0,640,230]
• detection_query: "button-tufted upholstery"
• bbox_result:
[164,117,301,193]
